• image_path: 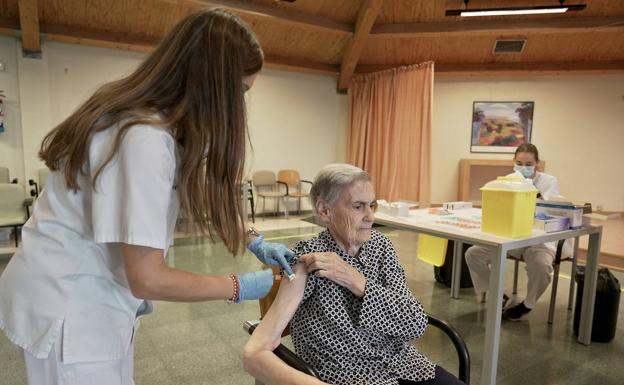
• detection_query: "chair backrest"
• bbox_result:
[277,170,300,188]
[417,234,448,267]
[0,167,9,184]
[39,168,50,190]
[253,171,277,188]
[0,184,27,225]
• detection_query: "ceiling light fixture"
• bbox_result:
[446,0,586,17]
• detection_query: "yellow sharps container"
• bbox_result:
[480,176,538,238]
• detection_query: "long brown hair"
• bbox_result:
[39,9,263,255]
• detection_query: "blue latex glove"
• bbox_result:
[248,235,296,279]
[236,269,274,303]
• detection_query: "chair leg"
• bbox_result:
[14,226,18,247]
[262,198,266,221]
[512,259,519,295]
[297,197,301,215]
[248,191,255,223]
[568,257,577,311]
[568,236,580,310]
[548,263,561,324]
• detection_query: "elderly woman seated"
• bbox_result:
[243,164,465,385]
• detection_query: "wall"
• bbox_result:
[432,75,624,211]
[2,35,622,212]
[247,69,349,211]
[0,38,348,213]
[0,36,23,184]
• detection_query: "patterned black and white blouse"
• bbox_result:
[289,229,436,385]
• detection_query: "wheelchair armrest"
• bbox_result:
[276,181,290,195]
[243,320,260,334]
[244,316,470,384]
[427,314,470,384]
[243,320,320,379]
[23,198,34,218]
[272,343,320,378]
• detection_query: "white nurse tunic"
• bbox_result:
[0,122,179,364]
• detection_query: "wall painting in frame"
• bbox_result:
[470,101,534,153]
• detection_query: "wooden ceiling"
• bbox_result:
[1,0,623,90]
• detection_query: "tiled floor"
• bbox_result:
[1,215,623,385]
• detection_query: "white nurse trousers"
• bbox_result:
[465,244,555,309]
[23,334,135,385]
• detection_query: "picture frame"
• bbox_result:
[470,101,534,153]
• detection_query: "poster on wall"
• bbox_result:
[470,101,534,153]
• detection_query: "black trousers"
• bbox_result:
[399,366,466,385]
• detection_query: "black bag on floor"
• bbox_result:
[434,241,474,288]
[573,266,620,342]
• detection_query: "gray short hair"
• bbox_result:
[310,163,371,213]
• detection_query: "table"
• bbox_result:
[579,217,623,258]
[375,208,603,385]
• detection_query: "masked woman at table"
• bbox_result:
[465,143,567,321]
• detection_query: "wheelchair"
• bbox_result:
[243,312,470,385]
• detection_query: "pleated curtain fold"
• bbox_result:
[348,61,433,207]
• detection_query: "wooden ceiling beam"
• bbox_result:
[17,0,40,54]
[0,18,338,76]
[435,61,624,76]
[356,61,624,76]
[370,16,624,38]
[337,0,383,91]
[43,24,159,53]
[179,0,353,35]
[264,54,339,76]
[0,17,21,36]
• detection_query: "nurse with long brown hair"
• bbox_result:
[0,9,293,384]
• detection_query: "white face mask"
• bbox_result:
[514,165,535,178]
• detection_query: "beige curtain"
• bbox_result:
[347,61,433,207]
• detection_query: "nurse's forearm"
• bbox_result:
[139,267,234,302]
[121,244,234,301]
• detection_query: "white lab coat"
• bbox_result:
[524,171,559,201]
[0,123,180,365]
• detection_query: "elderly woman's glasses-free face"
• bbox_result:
[351,201,378,214]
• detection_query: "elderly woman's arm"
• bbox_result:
[357,239,428,341]
[243,263,328,385]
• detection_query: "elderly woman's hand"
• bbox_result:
[299,252,367,297]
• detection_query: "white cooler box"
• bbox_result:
[535,201,584,229]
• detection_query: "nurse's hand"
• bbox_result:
[248,236,296,278]
[236,269,275,303]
